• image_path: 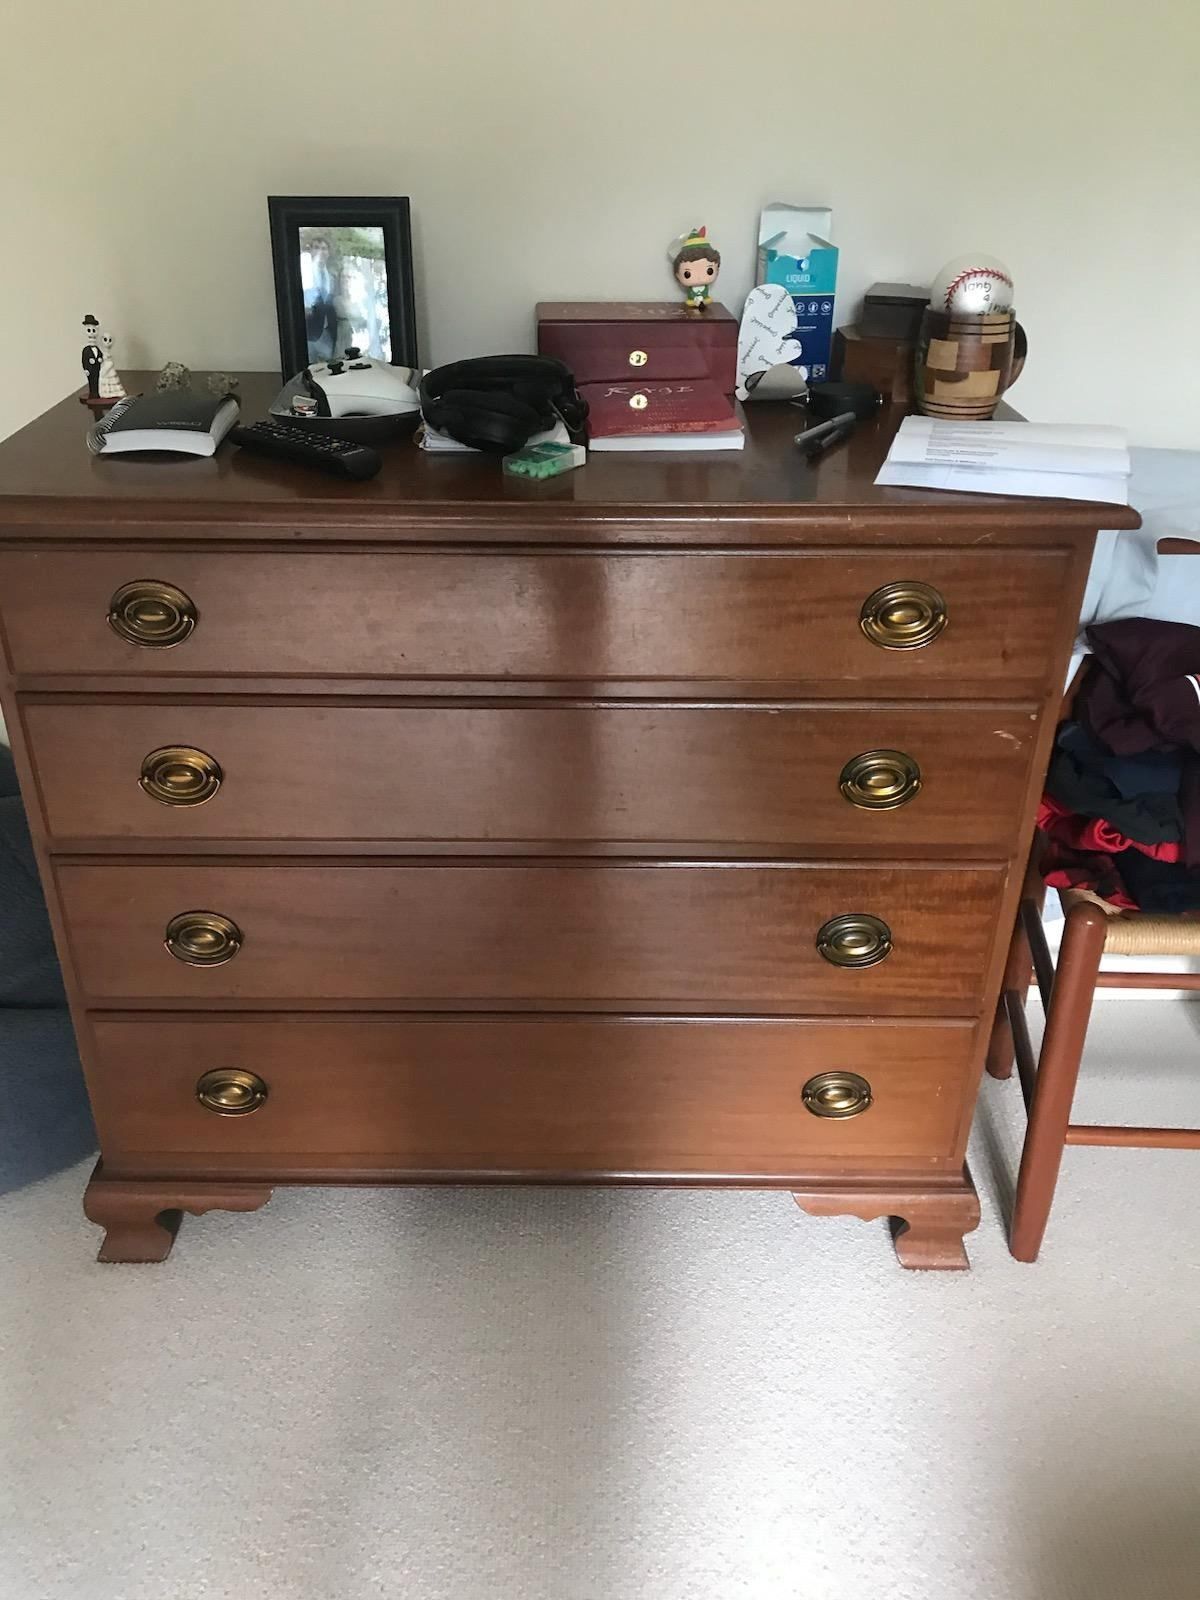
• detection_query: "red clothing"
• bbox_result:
[1036,795,1181,863]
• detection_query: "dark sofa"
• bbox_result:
[0,742,95,1192]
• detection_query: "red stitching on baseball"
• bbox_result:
[942,267,1014,309]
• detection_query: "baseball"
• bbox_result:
[929,254,1015,315]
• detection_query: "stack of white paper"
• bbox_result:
[419,420,571,454]
[876,417,1132,505]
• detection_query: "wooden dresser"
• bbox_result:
[0,378,1136,1267]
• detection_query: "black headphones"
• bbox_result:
[419,356,588,454]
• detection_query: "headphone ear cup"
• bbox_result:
[432,388,541,454]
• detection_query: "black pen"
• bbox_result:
[794,410,857,459]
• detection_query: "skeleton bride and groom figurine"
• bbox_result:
[80,314,126,407]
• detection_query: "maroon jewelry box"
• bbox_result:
[536,302,738,394]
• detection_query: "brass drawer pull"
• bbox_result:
[628,348,648,367]
[140,746,223,807]
[108,580,198,648]
[803,1071,873,1119]
[840,749,922,810]
[165,910,243,966]
[817,913,892,968]
[860,581,947,650]
[196,1068,268,1116]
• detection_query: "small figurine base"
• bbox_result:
[79,392,121,410]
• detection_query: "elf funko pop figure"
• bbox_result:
[671,226,721,311]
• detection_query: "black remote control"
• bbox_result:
[229,421,382,481]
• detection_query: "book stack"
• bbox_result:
[582,380,744,452]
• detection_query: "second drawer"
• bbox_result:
[25,701,1037,851]
[56,861,1005,1013]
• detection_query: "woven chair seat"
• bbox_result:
[1059,887,1200,955]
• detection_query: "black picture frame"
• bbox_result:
[267,195,418,379]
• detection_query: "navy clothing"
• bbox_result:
[1046,723,1182,845]
[1104,749,1184,799]
[1118,850,1200,914]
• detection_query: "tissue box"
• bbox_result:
[537,302,737,394]
[756,204,839,383]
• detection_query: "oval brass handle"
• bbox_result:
[165,910,243,966]
[140,746,223,807]
[816,913,893,968]
[108,580,198,648]
[196,1068,268,1116]
[628,348,648,367]
[840,749,922,810]
[860,581,947,650]
[802,1071,873,1119]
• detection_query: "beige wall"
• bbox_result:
[1,0,1198,449]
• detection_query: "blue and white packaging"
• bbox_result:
[757,204,838,384]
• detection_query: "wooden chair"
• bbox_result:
[987,535,1200,1261]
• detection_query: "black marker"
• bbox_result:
[794,410,857,459]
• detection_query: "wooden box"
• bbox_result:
[537,301,738,393]
[832,323,916,407]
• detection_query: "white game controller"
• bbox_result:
[303,350,421,418]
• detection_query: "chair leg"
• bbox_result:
[987,916,1032,1080]
[1010,901,1109,1262]
[987,857,1045,1080]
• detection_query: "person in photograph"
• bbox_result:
[340,259,388,360]
[301,232,339,364]
[371,259,392,362]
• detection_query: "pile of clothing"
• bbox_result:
[1040,618,1200,913]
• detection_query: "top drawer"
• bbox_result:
[0,547,1069,692]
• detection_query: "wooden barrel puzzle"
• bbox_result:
[915,309,1026,419]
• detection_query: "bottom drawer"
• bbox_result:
[87,1015,979,1177]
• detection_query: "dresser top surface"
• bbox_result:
[0,373,1138,538]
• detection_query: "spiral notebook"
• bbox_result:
[86,390,241,456]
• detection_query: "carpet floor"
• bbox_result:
[2,998,1199,1600]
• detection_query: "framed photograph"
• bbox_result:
[268,195,418,377]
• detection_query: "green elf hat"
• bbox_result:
[669,225,719,266]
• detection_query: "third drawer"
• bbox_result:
[25,701,1038,851]
[56,860,1006,1013]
